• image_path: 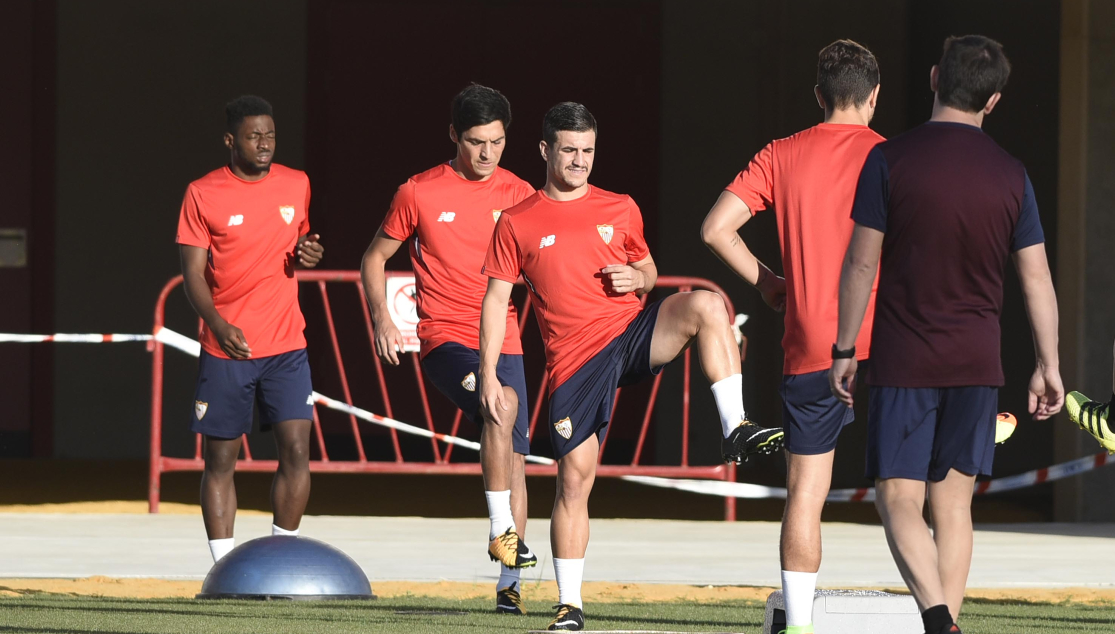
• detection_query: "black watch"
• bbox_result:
[831,344,856,359]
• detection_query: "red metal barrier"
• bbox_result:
[148,271,743,519]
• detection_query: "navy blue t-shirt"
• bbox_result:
[850,121,1045,387]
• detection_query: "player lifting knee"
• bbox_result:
[361,84,537,615]
[479,102,784,631]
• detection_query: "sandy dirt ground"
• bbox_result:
[1,577,1112,604]
[0,501,266,515]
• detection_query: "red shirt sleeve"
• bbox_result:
[624,197,650,263]
[175,184,211,248]
[482,214,522,283]
[724,142,775,214]
[299,176,311,235]
[515,181,536,205]
[381,179,418,241]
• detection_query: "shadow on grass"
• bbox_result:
[0,626,132,634]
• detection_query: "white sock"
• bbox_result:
[497,563,521,591]
[553,557,584,607]
[485,490,515,540]
[208,538,235,563]
[272,524,299,537]
[711,374,746,437]
[781,570,819,627]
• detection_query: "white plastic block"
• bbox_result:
[763,589,923,633]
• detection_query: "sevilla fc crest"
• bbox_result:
[195,400,208,420]
[279,206,295,225]
[492,209,503,222]
[597,224,614,244]
[461,372,477,392]
[554,417,573,440]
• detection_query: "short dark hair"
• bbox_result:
[451,84,511,136]
[936,35,1011,113]
[817,39,880,110]
[542,102,597,146]
[225,95,273,135]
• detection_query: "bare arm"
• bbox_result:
[829,224,884,406]
[360,228,406,365]
[1013,243,1063,419]
[179,245,251,359]
[601,254,657,297]
[700,191,784,310]
[479,277,514,423]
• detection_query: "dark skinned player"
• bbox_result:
[176,95,324,562]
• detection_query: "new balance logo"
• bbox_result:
[437,212,456,222]
[228,215,244,226]
[306,395,314,405]
[539,235,556,249]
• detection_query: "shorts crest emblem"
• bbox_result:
[461,372,477,392]
[492,209,502,222]
[554,417,573,440]
[279,206,295,225]
[195,400,208,420]
[597,225,614,244]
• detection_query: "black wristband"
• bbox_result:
[832,343,856,359]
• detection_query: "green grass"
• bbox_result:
[0,594,1112,633]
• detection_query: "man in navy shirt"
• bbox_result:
[829,35,1062,634]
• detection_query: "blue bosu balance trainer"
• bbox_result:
[197,535,375,600]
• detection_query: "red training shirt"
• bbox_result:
[725,123,883,375]
[483,186,650,393]
[176,164,311,359]
[381,163,534,358]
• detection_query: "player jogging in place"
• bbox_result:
[360,84,537,615]
[176,95,324,564]
[702,40,883,634]
[480,102,784,632]
[1066,339,1115,453]
[830,36,1062,634]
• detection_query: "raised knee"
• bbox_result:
[690,290,728,324]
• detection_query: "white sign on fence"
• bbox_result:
[385,275,422,353]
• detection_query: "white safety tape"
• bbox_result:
[7,328,1111,501]
[731,313,749,346]
[628,450,1113,502]
[0,333,153,343]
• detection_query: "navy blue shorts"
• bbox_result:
[780,367,856,455]
[420,342,530,455]
[867,386,998,482]
[548,300,666,459]
[191,348,314,439]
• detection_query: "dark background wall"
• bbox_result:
[657,0,1061,512]
[51,0,307,459]
[7,0,1080,518]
